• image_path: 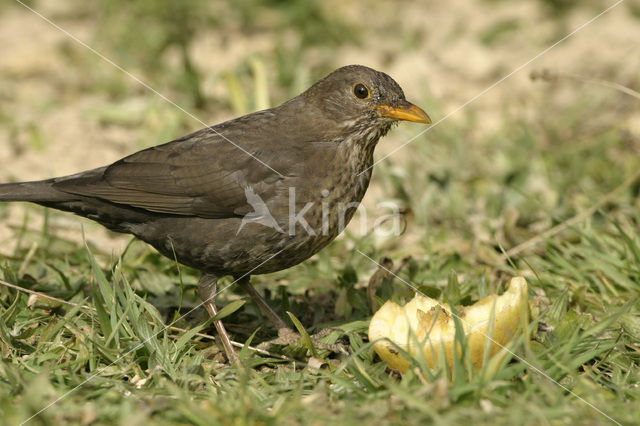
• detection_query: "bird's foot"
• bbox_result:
[258,326,349,356]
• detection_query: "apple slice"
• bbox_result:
[368,276,528,373]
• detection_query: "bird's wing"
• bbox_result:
[53,121,297,219]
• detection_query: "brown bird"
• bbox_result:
[0,65,430,362]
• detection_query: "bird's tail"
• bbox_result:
[0,179,68,203]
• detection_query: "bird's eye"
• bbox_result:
[353,83,369,99]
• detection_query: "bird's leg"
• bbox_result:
[198,273,239,364]
[236,275,289,330]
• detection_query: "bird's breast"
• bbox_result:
[276,133,376,241]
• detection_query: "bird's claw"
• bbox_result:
[257,326,349,356]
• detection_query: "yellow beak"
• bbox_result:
[375,102,431,124]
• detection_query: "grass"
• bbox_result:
[1,1,640,425]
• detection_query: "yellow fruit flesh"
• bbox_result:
[368,276,528,373]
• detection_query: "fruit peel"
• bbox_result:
[368,276,528,373]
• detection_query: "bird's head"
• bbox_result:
[301,65,430,141]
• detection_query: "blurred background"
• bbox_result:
[1,1,638,256]
[1,0,639,287]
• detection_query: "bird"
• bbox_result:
[0,65,430,363]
